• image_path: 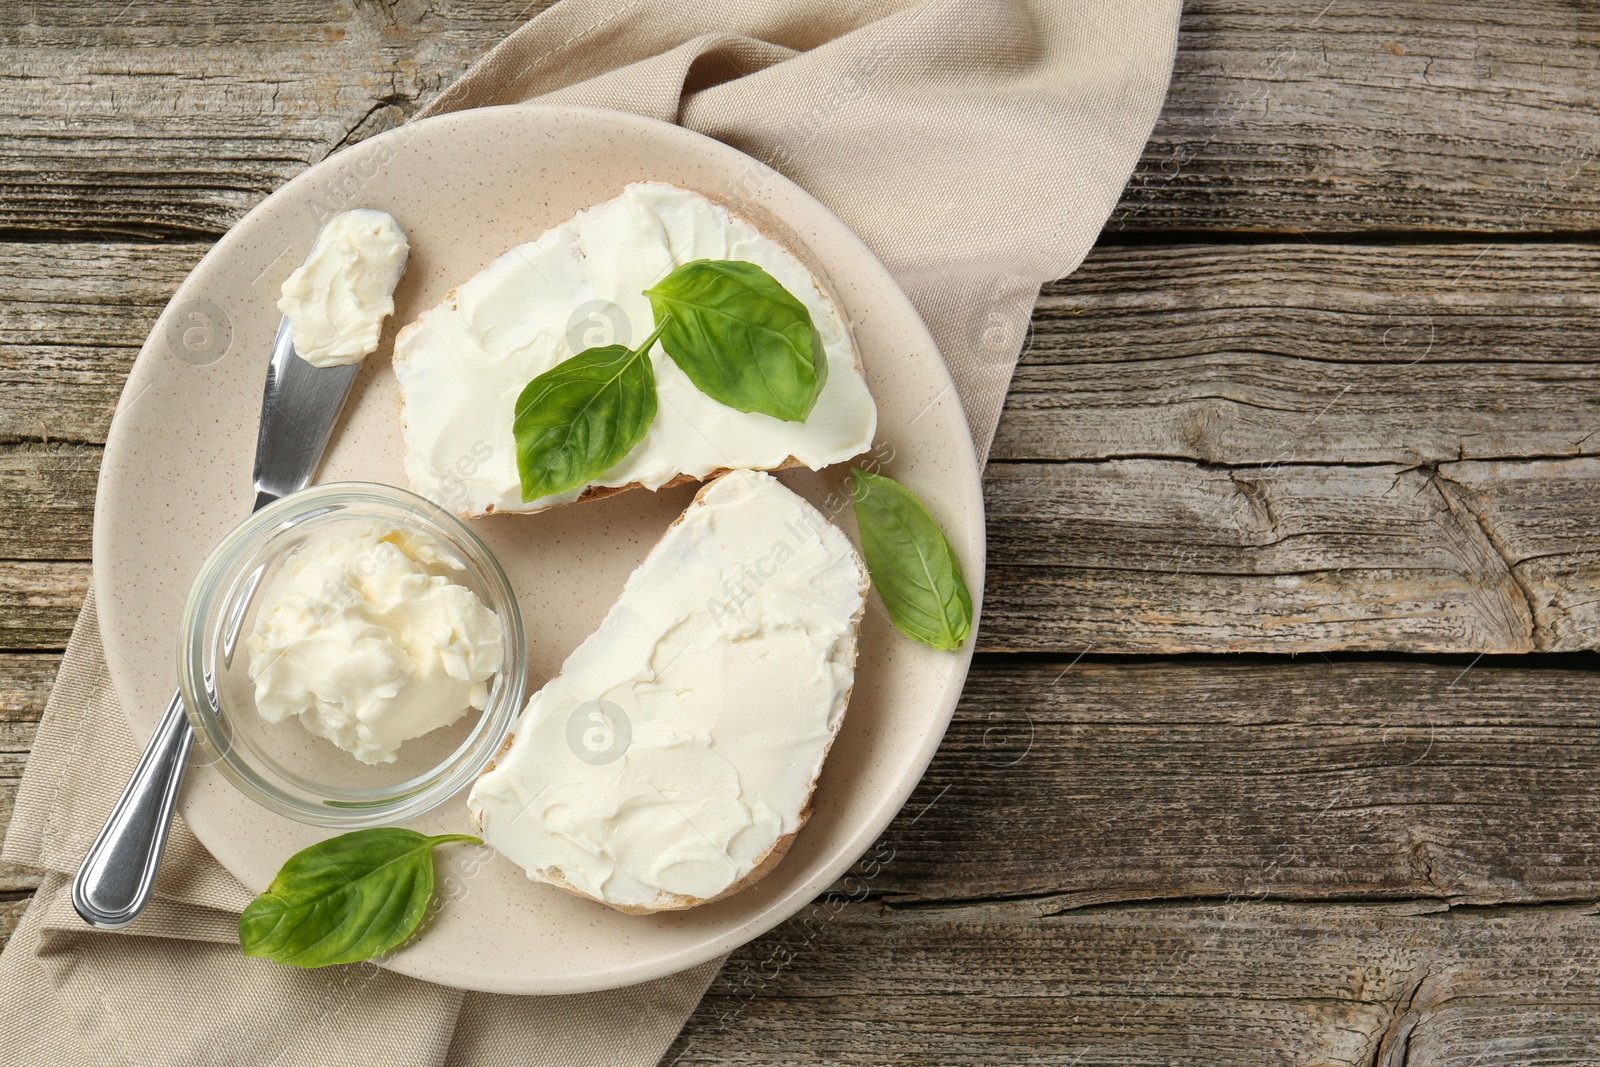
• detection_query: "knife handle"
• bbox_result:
[71,690,193,928]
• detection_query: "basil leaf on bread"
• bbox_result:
[645,259,827,422]
[512,260,828,501]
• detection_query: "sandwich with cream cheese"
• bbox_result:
[468,469,867,912]
[393,182,877,516]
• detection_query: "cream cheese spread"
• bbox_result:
[278,208,409,367]
[468,470,866,910]
[392,182,877,515]
[245,522,502,765]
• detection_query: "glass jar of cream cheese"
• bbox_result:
[178,482,526,827]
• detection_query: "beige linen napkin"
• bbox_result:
[0,1,1177,1062]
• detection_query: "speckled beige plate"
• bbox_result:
[94,105,984,994]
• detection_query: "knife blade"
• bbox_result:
[251,318,362,510]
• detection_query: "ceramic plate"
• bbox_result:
[94,104,983,994]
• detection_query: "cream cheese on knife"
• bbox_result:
[393,182,877,515]
[278,208,409,367]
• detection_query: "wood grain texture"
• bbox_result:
[0,1,534,238]
[0,562,89,649]
[0,241,194,445]
[981,457,1600,653]
[5,653,1600,907]
[12,239,1598,463]
[15,454,1600,655]
[0,654,52,893]
[8,650,1600,1063]
[9,652,1600,908]
[8,239,1600,654]
[877,657,1600,906]
[0,445,99,559]
[1440,460,1600,653]
[1110,1,1600,236]
[994,243,1600,467]
[670,899,1600,1066]
[2,2,1598,238]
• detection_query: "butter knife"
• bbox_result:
[72,306,366,927]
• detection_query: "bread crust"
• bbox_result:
[471,471,868,913]
[392,182,865,520]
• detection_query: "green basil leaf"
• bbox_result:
[850,469,973,651]
[513,340,658,502]
[238,828,479,969]
[644,259,827,422]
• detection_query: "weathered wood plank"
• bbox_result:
[8,653,1600,906]
[0,653,53,893]
[1110,1,1600,236]
[995,243,1600,466]
[1397,1006,1600,1067]
[0,1,531,237]
[1,2,1597,237]
[671,899,1600,1065]
[0,562,88,648]
[5,652,1600,1062]
[1440,460,1600,654]
[6,238,1600,652]
[0,654,55,753]
[0,896,1594,1064]
[981,457,1600,654]
[16,240,1600,462]
[7,452,1600,654]
[11,453,1599,654]
[0,445,98,559]
[0,653,56,724]
[0,241,194,444]
[877,658,1600,906]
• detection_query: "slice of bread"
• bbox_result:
[393,181,877,518]
[467,469,868,912]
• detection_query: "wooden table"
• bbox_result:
[4,2,1599,1062]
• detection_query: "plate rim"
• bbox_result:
[93,102,986,993]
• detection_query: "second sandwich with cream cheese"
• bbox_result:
[468,470,867,912]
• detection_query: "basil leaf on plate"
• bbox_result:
[238,827,480,968]
[644,259,827,422]
[513,324,665,503]
[850,469,973,651]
